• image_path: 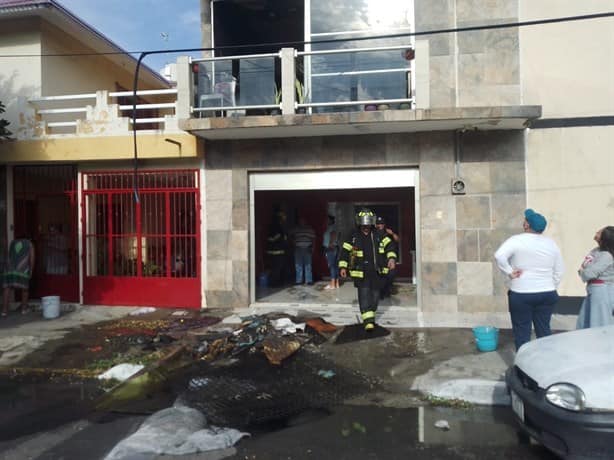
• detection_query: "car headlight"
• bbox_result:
[545,383,586,411]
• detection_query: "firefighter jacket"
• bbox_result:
[338,228,398,287]
[266,222,288,256]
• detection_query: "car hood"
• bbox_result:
[515,326,614,410]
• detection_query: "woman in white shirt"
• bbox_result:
[494,209,565,350]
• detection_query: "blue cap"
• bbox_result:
[524,209,547,233]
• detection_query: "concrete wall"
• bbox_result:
[520,0,614,296]
[0,18,42,130]
[203,130,526,311]
[415,0,520,108]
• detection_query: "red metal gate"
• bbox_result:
[13,165,79,302]
[82,170,201,308]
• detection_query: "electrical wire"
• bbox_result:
[0,11,612,58]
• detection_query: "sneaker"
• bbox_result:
[324,284,334,290]
[364,323,375,331]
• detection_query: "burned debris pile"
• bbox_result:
[178,313,380,428]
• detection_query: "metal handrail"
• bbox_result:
[298,98,413,109]
[312,68,410,78]
[299,44,414,57]
[191,52,280,63]
[193,104,280,113]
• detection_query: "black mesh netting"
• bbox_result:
[179,347,379,428]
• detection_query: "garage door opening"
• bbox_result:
[249,169,419,307]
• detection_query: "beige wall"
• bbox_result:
[40,21,154,96]
[527,127,614,296]
[0,18,43,129]
[521,1,614,297]
[0,133,200,163]
[519,0,614,117]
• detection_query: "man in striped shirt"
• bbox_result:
[290,216,316,285]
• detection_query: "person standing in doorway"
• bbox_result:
[323,214,339,290]
[576,226,614,329]
[338,209,397,331]
[2,238,35,317]
[290,215,316,285]
[265,210,288,287]
[494,209,564,350]
[375,216,399,299]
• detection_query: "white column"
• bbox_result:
[280,48,296,115]
[176,55,193,120]
[415,40,430,109]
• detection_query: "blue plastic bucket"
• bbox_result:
[257,272,269,288]
[472,326,499,352]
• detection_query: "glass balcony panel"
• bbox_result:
[311,71,407,113]
[195,56,279,115]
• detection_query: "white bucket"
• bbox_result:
[41,296,60,319]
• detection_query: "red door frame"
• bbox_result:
[81,170,201,308]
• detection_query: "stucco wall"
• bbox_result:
[40,21,150,97]
[0,18,42,130]
[526,127,614,296]
[203,130,526,312]
[415,0,520,108]
[519,0,614,117]
[521,1,614,296]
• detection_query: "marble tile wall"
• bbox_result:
[203,130,525,312]
[415,0,520,108]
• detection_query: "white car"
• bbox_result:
[506,325,614,459]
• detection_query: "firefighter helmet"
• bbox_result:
[355,208,376,226]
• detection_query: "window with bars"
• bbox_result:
[83,170,199,279]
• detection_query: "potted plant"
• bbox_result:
[271,85,282,115]
[295,79,308,114]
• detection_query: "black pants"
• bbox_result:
[381,269,396,298]
[358,286,380,321]
[268,254,286,286]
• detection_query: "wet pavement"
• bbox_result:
[0,310,562,459]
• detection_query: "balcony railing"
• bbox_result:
[190,44,416,118]
[14,42,426,139]
[22,88,178,137]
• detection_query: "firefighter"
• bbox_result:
[265,209,288,286]
[338,209,397,331]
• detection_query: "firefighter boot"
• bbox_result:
[361,310,376,331]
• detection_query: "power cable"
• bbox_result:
[0,11,612,58]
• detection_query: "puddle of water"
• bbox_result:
[0,379,101,441]
[232,404,557,459]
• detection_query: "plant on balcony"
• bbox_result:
[271,85,282,115]
[295,79,309,114]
